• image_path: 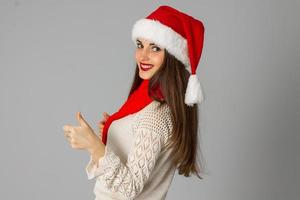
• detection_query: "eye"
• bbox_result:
[152,46,161,52]
[136,43,143,48]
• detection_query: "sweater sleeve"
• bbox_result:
[85,102,173,199]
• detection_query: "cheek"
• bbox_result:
[153,54,164,67]
[135,51,139,61]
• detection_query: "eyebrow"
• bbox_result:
[136,39,156,46]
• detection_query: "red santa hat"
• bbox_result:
[131,5,205,106]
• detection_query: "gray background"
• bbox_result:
[0,0,299,199]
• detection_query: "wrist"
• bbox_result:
[88,139,105,159]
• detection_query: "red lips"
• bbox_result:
[140,62,154,71]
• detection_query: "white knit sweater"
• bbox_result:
[85,100,177,200]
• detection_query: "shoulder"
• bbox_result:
[132,100,173,143]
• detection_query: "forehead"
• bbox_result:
[136,37,156,44]
[136,37,165,49]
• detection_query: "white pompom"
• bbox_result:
[184,74,204,106]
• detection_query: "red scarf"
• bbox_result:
[101,79,164,145]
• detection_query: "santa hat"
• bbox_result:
[131,5,205,106]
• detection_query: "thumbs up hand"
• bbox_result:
[63,112,104,154]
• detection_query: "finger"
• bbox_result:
[70,141,77,149]
[98,119,105,124]
[64,131,70,138]
[98,122,104,129]
[63,125,73,133]
[65,132,71,140]
[67,135,71,140]
[103,112,110,119]
[77,112,89,127]
[64,130,72,137]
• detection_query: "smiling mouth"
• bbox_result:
[140,63,154,71]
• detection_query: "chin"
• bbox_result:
[139,71,153,80]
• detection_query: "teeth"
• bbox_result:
[141,64,153,69]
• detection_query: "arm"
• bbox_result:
[86,127,165,199]
[85,103,172,199]
[88,140,105,168]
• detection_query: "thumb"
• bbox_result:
[77,112,88,127]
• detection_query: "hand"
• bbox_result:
[98,112,110,138]
[63,112,103,153]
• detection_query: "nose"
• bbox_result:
[140,48,150,61]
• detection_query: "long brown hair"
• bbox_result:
[128,49,204,179]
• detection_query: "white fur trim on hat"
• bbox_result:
[185,74,204,106]
[131,18,191,73]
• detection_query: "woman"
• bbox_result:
[63,5,205,200]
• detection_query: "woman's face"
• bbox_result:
[135,37,165,80]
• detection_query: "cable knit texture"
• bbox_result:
[85,100,176,200]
